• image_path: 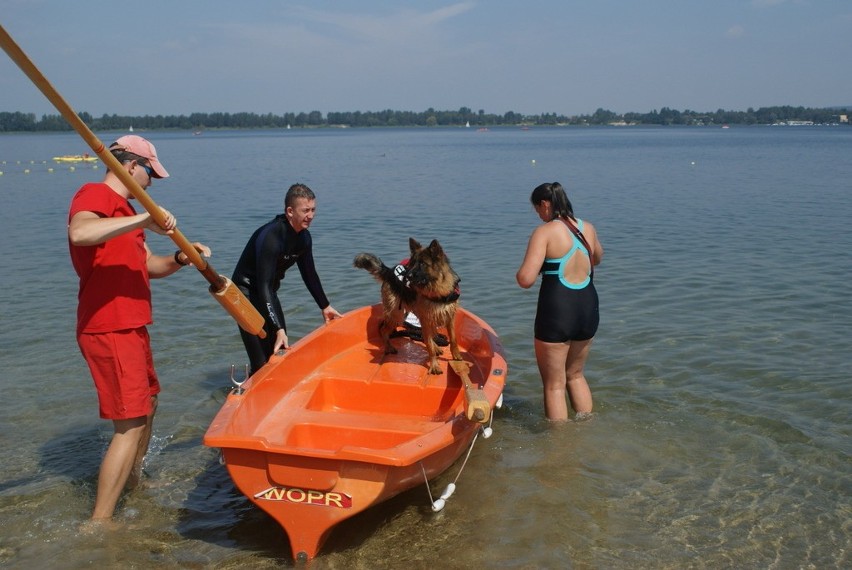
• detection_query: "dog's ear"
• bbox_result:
[428,239,444,256]
[409,237,423,254]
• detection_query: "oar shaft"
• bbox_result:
[0,25,213,273]
[0,24,265,337]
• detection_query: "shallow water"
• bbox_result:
[1,126,850,568]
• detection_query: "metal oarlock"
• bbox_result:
[230,364,249,394]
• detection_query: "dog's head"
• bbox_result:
[406,238,460,296]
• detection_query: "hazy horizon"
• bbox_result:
[2,1,850,118]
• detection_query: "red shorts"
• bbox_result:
[77,327,161,420]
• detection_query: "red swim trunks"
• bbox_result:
[77,327,161,420]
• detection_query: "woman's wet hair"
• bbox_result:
[285,183,315,208]
[530,182,574,220]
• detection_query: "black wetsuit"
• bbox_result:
[232,214,329,373]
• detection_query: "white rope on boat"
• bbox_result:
[422,411,500,512]
[480,395,500,439]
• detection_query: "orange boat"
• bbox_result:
[203,304,507,561]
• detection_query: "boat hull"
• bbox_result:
[204,304,506,560]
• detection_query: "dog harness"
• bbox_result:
[394,259,461,303]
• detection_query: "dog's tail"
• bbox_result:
[353,253,395,281]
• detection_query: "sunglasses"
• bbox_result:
[139,162,154,178]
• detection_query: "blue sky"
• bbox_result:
[2,0,850,117]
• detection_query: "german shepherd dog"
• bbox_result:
[354,238,461,374]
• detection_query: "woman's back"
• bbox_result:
[542,218,598,286]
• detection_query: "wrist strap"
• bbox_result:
[174,250,189,266]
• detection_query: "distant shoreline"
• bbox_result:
[1,105,849,133]
[0,123,849,137]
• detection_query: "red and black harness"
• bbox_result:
[393,259,461,304]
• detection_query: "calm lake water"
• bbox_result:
[1,126,850,569]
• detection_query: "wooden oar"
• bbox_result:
[0,24,266,338]
[449,360,490,424]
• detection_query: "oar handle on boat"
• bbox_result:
[0,24,266,338]
[449,360,491,423]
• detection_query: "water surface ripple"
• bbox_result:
[1,126,849,568]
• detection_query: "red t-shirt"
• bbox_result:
[68,183,152,334]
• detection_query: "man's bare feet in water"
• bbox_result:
[79,517,121,534]
[125,466,151,490]
[126,467,141,490]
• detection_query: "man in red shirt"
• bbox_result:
[68,135,210,522]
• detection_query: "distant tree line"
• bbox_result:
[0,105,848,132]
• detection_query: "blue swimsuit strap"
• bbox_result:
[542,219,592,289]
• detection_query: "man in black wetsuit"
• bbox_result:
[231,183,341,373]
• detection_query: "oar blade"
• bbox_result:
[209,277,267,338]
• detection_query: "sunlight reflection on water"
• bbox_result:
[1,126,850,568]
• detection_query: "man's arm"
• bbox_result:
[68,210,151,246]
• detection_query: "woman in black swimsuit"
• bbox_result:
[516,182,604,421]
